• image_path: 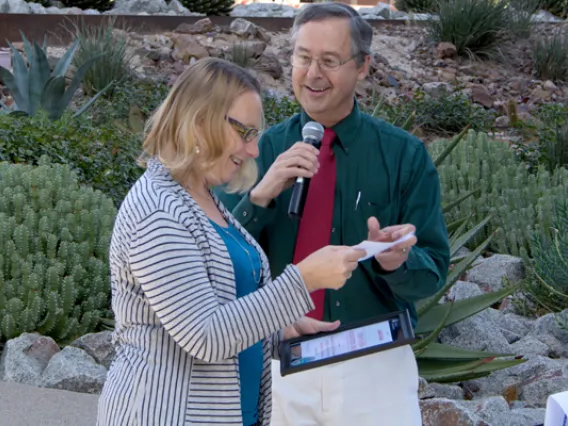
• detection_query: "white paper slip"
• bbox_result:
[545,390,568,426]
[353,232,416,262]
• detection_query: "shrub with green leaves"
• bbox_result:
[426,0,513,58]
[262,92,301,128]
[395,0,436,13]
[428,129,568,257]
[368,88,496,136]
[179,0,234,15]
[0,112,143,207]
[540,0,568,18]
[59,0,114,12]
[86,78,170,132]
[532,31,568,82]
[511,102,568,173]
[0,160,116,343]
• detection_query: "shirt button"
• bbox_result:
[336,301,340,307]
[332,228,336,233]
[242,211,248,217]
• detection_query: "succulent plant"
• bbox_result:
[429,129,568,257]
[0,159,116,343]
[0,32,112,121]
[412,126,526,382]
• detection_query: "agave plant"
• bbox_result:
[0,32,112,121]
[412,126,526,383]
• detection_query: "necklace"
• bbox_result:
[215,223,261,285]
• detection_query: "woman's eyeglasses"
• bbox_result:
[226,116,261,143]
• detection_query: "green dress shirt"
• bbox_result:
[215,99,450,327]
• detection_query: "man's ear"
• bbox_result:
[357,54,371,81]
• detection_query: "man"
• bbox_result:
[216,3,450,425]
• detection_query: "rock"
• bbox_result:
[421,398,490,426]
[429,383,465,400]
[422,82,454,97]
[531,86,552,102]
[460,396,546,425]
[466,254,525,293]
[111,0,169,14]
[171,34,210,63]
[254,52,283,79]
[71,332,116,370]
[436,42,457,59]
[174,18,214,35]
[0,0,31,13]
[439,68,457,82]
[543,80,558,91]
[510,336,551,357]
[0,333,60,386]
[230,18,271,43]
[41,346,107,394]
[495,116,511,128]
[471,84,494,108]
[418,376,436,399]
[530,310,568,358]
[241,40,267,59]
[446,280,484,302]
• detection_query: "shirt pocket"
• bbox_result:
[349,192,395,247]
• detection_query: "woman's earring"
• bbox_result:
[195,146,200,154]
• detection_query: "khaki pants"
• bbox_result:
[270,345,422,426]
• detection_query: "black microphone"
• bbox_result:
[288,121,325,219]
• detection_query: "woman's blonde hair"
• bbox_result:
[139,57,263,193]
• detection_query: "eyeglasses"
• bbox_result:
[226,116,261,143]
[290,52,357,71]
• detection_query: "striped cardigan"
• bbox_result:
[96,158,315,426]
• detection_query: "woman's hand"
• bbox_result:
[296,245,365,293]
[283,316,341,340]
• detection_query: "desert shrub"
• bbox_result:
[0,160,115,343]
[539,0,568,18]
[70,17,135,98]
[426,0,534,58]
[429,129,568,256]
[0,112,143,207]
[179,0,234,15]
[59,0,114,12]
[532,31,568,82]
[395,0,436,13]
[86,78,170,132]
[262,92,301,128]
[368,88,496,136]
[511,102,568,173]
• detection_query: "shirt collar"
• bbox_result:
[299,97,362,154]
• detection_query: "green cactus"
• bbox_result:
[0,160,116,343]
[428,129,568,257]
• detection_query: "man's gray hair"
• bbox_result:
[291,2,373,66]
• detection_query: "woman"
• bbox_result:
[96,57,364,426]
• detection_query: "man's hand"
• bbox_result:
[283,316,341,340]
[367,217,417,272]
[250,142,320,207]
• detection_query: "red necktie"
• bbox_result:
[292,128,337,320]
